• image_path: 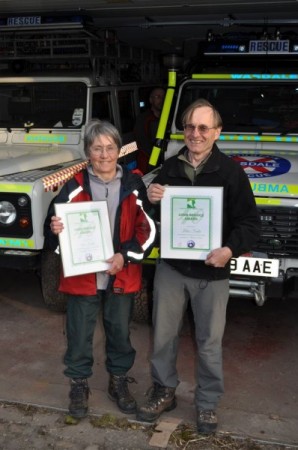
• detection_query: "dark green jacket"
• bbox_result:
[152,144,261,280]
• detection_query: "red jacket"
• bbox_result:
[44,167,156,295]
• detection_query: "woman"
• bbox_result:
[44,119,156,418]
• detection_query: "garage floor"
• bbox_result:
[0,268,298,447]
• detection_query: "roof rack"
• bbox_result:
[0,15,162,83]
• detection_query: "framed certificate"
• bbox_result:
[160,186,223,260]
[54,201,114,277]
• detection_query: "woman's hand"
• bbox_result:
[50,216,64,235]
[106,253,125,275]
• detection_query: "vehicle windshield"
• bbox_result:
[176,82,298,134]
[0,82,87,130]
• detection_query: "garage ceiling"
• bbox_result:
[0,0,297,54]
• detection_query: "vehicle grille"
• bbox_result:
[254,206,298,258]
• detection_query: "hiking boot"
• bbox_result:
[197,409,218,434]
[68,378,90,419]
[136,383,176,423]
[108,374,137,414]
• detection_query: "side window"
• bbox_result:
[117,89,135,134]
[92,91,114,124]
[137,86,154,111]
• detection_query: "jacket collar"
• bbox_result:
[168,143,221,177]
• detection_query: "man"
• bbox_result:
[133,87,165,174]
[44,119,156,419]
[136,99,260,434]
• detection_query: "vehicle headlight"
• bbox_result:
[0,201,17,225]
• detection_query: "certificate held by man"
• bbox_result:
[160,186,223,260]
[55,201,114,277]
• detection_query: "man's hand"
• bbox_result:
[147,183,165,204]
[205,246,232,268]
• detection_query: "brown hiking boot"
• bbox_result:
[197,409,218,434]
[108,374,137,414]
[136,383,176,423]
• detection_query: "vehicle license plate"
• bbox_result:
[230,256,279,277]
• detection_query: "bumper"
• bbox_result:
[0,249,41,270]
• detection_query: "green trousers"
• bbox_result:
[64,290,136,379]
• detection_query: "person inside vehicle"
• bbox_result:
[133,87,165,174]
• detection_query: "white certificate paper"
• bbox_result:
[55,201,114,277]
[161,186,223,260]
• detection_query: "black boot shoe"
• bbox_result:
[108,374,137,414]
[136,383,176,423]
[68,378,90,419]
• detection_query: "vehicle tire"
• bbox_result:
[133,275,154,324]
[41,250,68,312]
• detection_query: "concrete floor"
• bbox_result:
[0,268,298,447]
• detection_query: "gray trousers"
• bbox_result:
[151,260,229,410]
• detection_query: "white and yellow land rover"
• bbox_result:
[0,15,161,310]
[142,35,298,310]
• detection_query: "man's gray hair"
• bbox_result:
[84,119,122,157]
[181,98,223,129]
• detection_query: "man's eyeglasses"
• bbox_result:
[183,124,217,134]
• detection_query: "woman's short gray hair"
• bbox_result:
[84,119,122,157]
[181,98,223,129]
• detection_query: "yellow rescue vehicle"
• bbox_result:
[135,33,298,321]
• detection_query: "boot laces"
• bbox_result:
[116,376,137,397]
[145,383,169,408]
[198,409,217,423]
[70,378,90,400]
